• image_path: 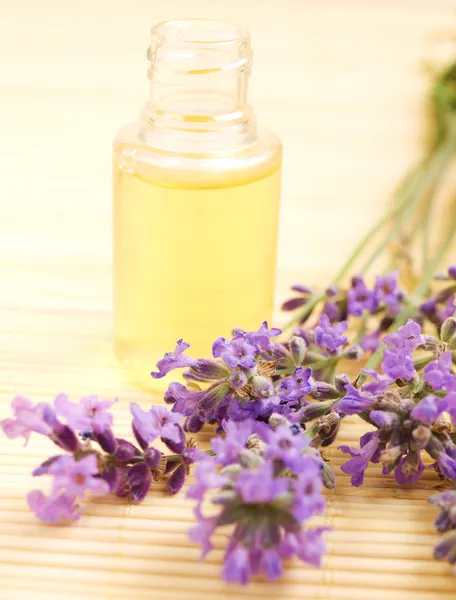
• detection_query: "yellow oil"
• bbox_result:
[113,157,281,391]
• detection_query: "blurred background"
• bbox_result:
[2,3,456,599]
[2,0,455,318]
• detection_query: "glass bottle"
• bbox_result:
[113,19,282,389]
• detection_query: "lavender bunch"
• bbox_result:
[155,321,350,436]
[0,395,196,522]
[282,266,456,373]
[187,416,332,584]
[337,318,456,486]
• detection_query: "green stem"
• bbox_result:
[332,165,424,287]
[358,139,455,275]
[283,156,440,332]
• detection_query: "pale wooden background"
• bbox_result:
[1,1,456,599]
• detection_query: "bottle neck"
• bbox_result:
[140,19,257,153]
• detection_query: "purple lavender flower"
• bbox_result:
[187,457,229,502]
[280,527,328,568]
[449,266,456,280]
[264,424,309,470]
[322,301,341,323]
[420,298,437,317]
[424,351,453,391]
[229,371,248,389]
[279,367,313,404]
[429,490,456,532]
[360,369,392,395]
[54,393,117,433]
[383,319,423,352]
[116,462,152,503]
[187,417,329,584]
[1,396,52,443]
[381,320,423,381]
[360,331,381,352]
[411,396,448,425]
[394,452,425,485]
[164,382,205,416]
[434,530,456,565]
[242,321,282,352]
[151,339,197,379]
[314,314,348,353]
[212,335,257,370]
[235,461,289,503]
[334,384,376,416]
[28,454,109,522]
[130,403,183,445]
[374,271,401,308]
[381,348,415,381]
[446,392,456,422]
[348,276,377,316]
[437,451,456,481]
[210,420,258,466]
[440,295,456,322]
[26,490,80,523]
[222,543,252,585]
[339,431,381,486]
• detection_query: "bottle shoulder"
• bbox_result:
[113,121,282,188]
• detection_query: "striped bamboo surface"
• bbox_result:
[2,1,456,598]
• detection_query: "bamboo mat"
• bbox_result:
[2,1,456,598]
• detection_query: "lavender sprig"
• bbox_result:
[187,416,331,584]
[0,395,197,521]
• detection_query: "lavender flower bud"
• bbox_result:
[143,447,163,469]
[379,446,402,466]
[197,382,230,416]
[299,402,332,422]
[239,448,264,468]
[309,382,341,401]
[441,317,456,344]
[316,412,341,447]
[32,455,60,476]
[161,424,186,454]
[449,266,456,280]
[126,463,152,503]
[184,414,204,433]
[412,425,431,450]
[281,297,307,311]
[412,355,433,371]
[334,374,350,394]
[99,465,118,492]
[230,371,248,389]
[219,464,242,478]
[167,464,187,494]
[114,439,138,463]
[436,286,456,303]
[268,413,291,429]
[321,459,336,489]
[434,530,456,562]
[420,299,437,317]
[344,345,364,361]
[93,426,117,454]
[289,336,306,365]
[187,359,230,382]
[291,284,312,294]
[54,425,80,453]
[251,375,274,398]
[246,433,268,456]
[421,335,439,351]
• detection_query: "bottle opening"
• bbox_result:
[151,19,250,47]
[143,19,256,152]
